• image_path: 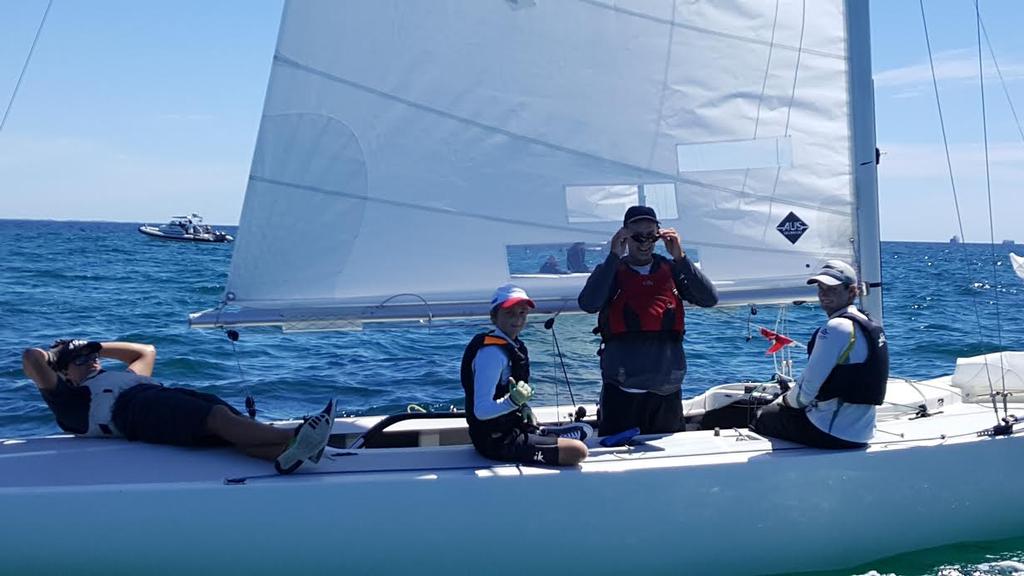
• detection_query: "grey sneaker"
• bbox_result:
[275,399,335,475]
[540,422,593,442]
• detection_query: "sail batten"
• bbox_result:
[197,0,866,330]
[271,53,686,183]
[249,174,851,254]
[577,0,845,60]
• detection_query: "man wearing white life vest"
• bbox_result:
[751,260,889,449]
[578,206,719,436]
[21,340,333,474]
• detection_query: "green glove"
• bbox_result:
[508,378,533,406]
[521,404,539,430]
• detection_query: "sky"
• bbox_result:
[1,0,1022,242]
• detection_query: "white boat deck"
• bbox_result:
[0,378,1021,576]
[0,377,1007,491]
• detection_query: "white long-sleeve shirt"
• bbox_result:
[782,305,876,443]
[471,329,520,421]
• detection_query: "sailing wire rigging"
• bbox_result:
[0,0,52,134]
[973,0,1010,421]
[980,20,1024,143]
[918,0,1008,425]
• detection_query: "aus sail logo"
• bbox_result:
[776,212,809,244]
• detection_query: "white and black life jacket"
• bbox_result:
[80,370,150,437]
[807,311,889,405]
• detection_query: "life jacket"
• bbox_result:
[599,256,685,341]
[807,310,889,405]
[460,331,530,438]
[80,370,150,437]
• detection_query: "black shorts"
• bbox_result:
[598,384,682,436]
[751,403,867,449]
[471,428,560,466]
[112,384,241,447]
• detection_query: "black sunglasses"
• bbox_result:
[629,232,660,244]
[71,353,99,367]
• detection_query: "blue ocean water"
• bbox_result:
[1,218,1022,575]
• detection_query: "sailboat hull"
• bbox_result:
[1,381,1020,575]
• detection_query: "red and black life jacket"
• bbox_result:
[599,256,685,341]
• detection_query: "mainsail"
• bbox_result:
[191,0,880,330]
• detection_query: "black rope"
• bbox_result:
[225,329,257,419]
[543,315,577,408]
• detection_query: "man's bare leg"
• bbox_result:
[556,438,588,465]
[205,405,292,460]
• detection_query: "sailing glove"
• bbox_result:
[521,404,539,430]
[508,379,533,406]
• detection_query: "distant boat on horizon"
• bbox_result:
[949,235,960,244]
[138,213,233,243]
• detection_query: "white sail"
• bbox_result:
[1011,253,1024,281]
[192,0,873,329]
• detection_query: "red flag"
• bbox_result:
[760,327,795,355]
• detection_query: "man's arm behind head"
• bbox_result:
[98,342,157,377]
[22,347,58,391]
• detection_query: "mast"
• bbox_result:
[846,0,884,321]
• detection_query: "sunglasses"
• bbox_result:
[629,232,660,245]
[71,353,99,367]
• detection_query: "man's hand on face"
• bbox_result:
[660,228,685,260]
[610,228,630,258]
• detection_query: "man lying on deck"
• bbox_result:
[21,339,332,474]
[751,260,889,449]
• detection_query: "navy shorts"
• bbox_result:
[472,428,560,466]
[112,384,241,447]
[751,403,867,449]
[598,384,682,436]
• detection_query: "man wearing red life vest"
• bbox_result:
[578,206,718,436]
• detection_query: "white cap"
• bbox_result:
[807,260,858,287]
[490,284,536,311]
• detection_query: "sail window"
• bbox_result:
[565,183,679,224]
[506,242,605,276]
[641,183,679,221]
[676,136,792,173]
[505,242,699,276]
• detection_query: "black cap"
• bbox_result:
[623,205,659,226]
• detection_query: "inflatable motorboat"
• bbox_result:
[138,214,233,243]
